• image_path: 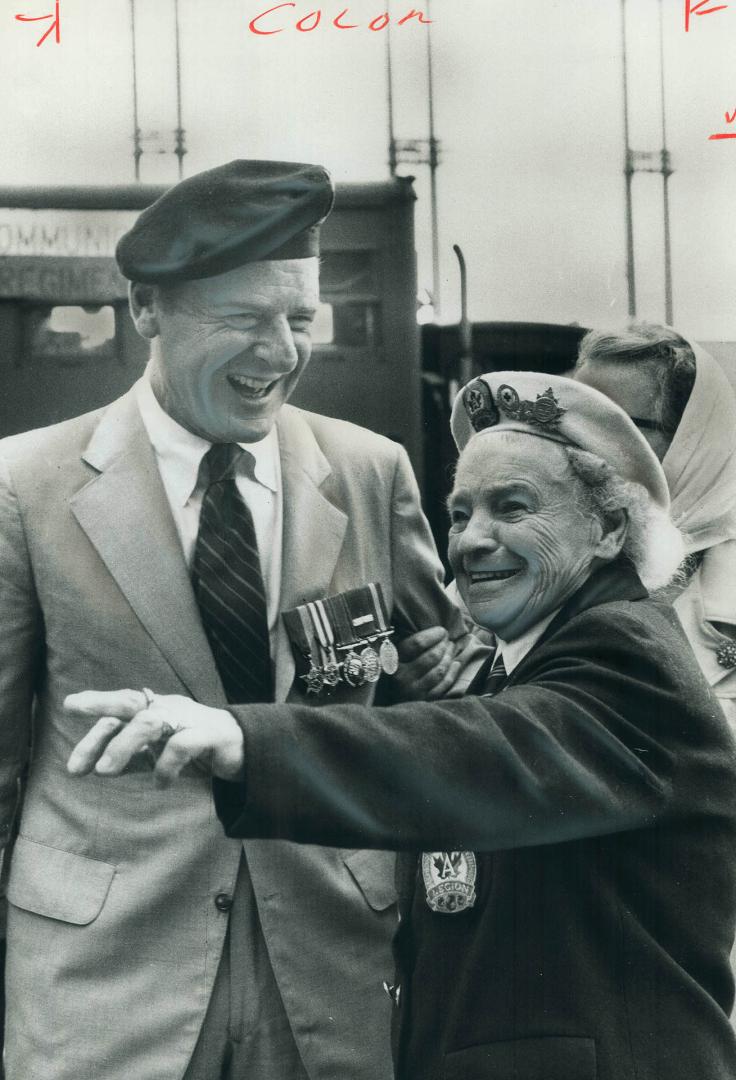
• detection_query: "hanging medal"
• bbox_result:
[282,605,325,695]
[296,606,325,694]
[343,583,392,683]
[308,600,342,689]
[342,650,365,686]
[360,645,382,683]
[329,594,366,687]
[302,663,325,695]
[368,582,400,675]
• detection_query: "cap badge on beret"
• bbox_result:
[497,383,566,430]
[453,369,670,512]
[463,379,499,432]
[463,379,567,435]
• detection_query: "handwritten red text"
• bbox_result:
[708,108,736,139]
[14,0,60,46]
[684,0,728,32]
[681,4,735,140]
[248,4,431,34]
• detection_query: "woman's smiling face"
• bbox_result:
[448,433,606,641]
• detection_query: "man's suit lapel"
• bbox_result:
[274,406,348,703]
[69,390,227,706]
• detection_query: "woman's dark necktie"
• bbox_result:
[192,443,272,704]
[481,649,507,696]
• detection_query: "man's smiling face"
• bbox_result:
[133,257,319,443]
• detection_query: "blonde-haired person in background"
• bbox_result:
[574,322,736,729]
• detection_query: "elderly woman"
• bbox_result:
[66,372,736,1080]
[574,323,736,727]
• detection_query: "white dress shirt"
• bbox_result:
[135,373,283,645]
[494,608,560,675]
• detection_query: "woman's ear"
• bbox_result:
[128,282,160,340]
[594,507,628,561]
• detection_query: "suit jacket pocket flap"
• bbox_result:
[443,1036,596,1080]
[8,836,115,925]
[344,849,398,911]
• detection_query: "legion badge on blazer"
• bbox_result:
[282,582,399,696]
[422,851,477,914]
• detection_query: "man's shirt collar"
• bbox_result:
[136,371,280,506]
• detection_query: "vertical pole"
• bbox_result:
[130,0,142,181]
[454,245,473,387]
[658,0,674,324]
[620,0,636,319]
[386,14,397,177]
[171,0,183,179]
[426,0,441,318]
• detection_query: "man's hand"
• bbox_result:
[393,627,461,700]
[64,690,245,787]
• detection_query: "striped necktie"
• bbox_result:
[481,649,507,697]
[192,443,272,704]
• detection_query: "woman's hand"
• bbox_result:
[65,689,245,787]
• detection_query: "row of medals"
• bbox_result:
[302,633,400,694]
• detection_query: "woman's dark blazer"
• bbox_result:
[215,560,736,1080]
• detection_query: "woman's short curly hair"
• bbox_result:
[565,446,683,590]
[575,322,696,440]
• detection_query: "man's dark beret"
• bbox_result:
[116,160,334,284]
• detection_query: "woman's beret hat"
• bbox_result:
[451,370,670,510]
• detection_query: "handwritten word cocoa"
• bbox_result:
[248,4,430,34]
[14,0,60,46]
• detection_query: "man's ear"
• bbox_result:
[128,282,160,340]
[594,507,628,561]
